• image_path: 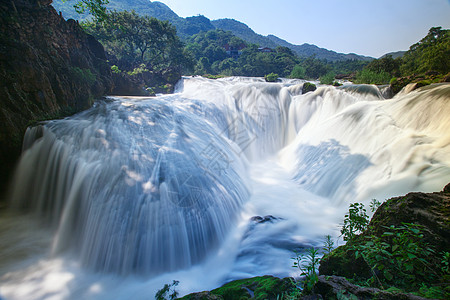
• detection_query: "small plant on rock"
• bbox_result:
[292,248,320,295]
[369,198,381,213]
[323,234,335,255]
[340,202,369,241]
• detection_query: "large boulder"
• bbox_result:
[319,184,450,297]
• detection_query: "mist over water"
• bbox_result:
[1,77,449,299]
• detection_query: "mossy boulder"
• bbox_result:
[302,82,317,94]
[181,276,296,300]
[264,73,279,82]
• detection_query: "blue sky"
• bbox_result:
[157,0,450,58]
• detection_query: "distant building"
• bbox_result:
[223,43,246,58]
[258,47,273,53]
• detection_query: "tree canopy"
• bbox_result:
[71,0,109,21]
[82,10,193,74]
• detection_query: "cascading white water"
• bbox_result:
[1,77,449,299]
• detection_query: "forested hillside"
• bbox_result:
[52,0,373,61]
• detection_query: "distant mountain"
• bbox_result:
[211,19,372,61]
[211,19,280,49]
[52,0,373,61]
[266,34,372,61]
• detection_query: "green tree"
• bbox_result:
[365,55,401,77]
[401,27,450,75]
[70,0,109,21]
[301,56,330,79]
[82,11,192,73]
[290,64,306,79]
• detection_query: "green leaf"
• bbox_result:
[384,270,393,281]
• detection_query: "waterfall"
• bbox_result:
[1,77,449,299]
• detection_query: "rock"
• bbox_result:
[319,183,450,295]
[180,276,296,300]
[250,215,281,224]
[302,82,317,94]
[315,275,429,300]
[0,0,113,198]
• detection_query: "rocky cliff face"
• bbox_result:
[0,0,113,197]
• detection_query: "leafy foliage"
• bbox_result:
[67,0,109,21]
[354,69,392,84]
[290,64,306,79]
[319,71,335,85]
[340,203,369,241]
[369,199,381,213]
[82,10,192,74]
[356,27,449,85]
[353,224,437,290]
[401,27,450,75]
[184,29,368,78]
[292,248,320,295]
[323,235,335,255]
[264,73,279,82]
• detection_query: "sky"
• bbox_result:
[156,0,450,58]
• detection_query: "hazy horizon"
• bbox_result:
[157,0,450,58]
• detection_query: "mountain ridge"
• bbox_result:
[52,0,374,61]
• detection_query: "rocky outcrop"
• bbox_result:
[390,71,450,94]
[319,183,450,298]
[302,82,317,94]
[0,0,113,197]
[314,276,429,300]
[180,276,296,300]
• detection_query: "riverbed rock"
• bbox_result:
[0,0,113,197]
[314,275,429,300]
[302,82,317,94]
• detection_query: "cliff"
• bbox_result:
[0,0,113,197]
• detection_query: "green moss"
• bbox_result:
[209,276,295,300]
[302,82,317,93]
[264,73,279,82]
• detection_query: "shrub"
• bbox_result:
[111,65,121,74]
[290,64,306,79]
[264,72,279,82]
[292,248,320,294]
[353,223,436,290]
[320,71,335,85]
[355,69,391,85]
[340,202,369,241]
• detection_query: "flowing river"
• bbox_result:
[1,77,449,299]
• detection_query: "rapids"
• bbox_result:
[1,77,449,299]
